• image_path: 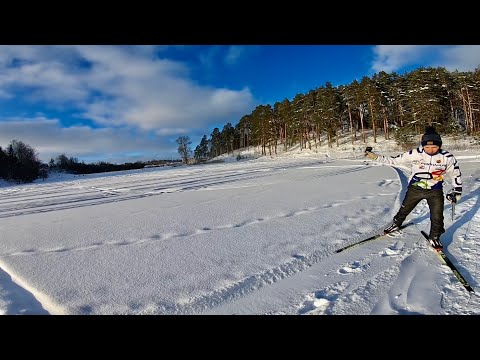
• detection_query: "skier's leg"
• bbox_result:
[393,186,425,225]
[426,188,445,239]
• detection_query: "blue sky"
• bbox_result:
[0,45,479,164]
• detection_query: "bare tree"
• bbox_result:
[176,136,192,163]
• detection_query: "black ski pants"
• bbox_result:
[394,185,445,238]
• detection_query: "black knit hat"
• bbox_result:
[421,126,442,147]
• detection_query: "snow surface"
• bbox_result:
[1,137,480,315]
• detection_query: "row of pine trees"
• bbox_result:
[194,66,480,159]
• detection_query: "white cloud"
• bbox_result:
[0,117,176,163]
[371,45,436,73]
[433,45,480,71]
[198,46,222,69]
[0,45,256,135]
[370,45,480,73]
[224,46,246,65]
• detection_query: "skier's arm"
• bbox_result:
[365,148,413,166]
[445,154,463,202]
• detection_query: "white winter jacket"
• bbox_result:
[375,147,462,193]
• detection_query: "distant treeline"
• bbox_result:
[47,154,145,175]
[193,66,480,158]
[0,139,180,184]
[49,156,181,175]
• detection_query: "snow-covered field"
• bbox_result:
[1,138,479,315]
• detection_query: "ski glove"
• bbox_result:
[446,192,461,203]
[365,151,378,160]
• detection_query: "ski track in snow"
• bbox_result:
[0,194,388,258]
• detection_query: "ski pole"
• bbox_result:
[451,200,455,221]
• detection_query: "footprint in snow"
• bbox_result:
[338,260,368,274]
[298,282,349,315]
